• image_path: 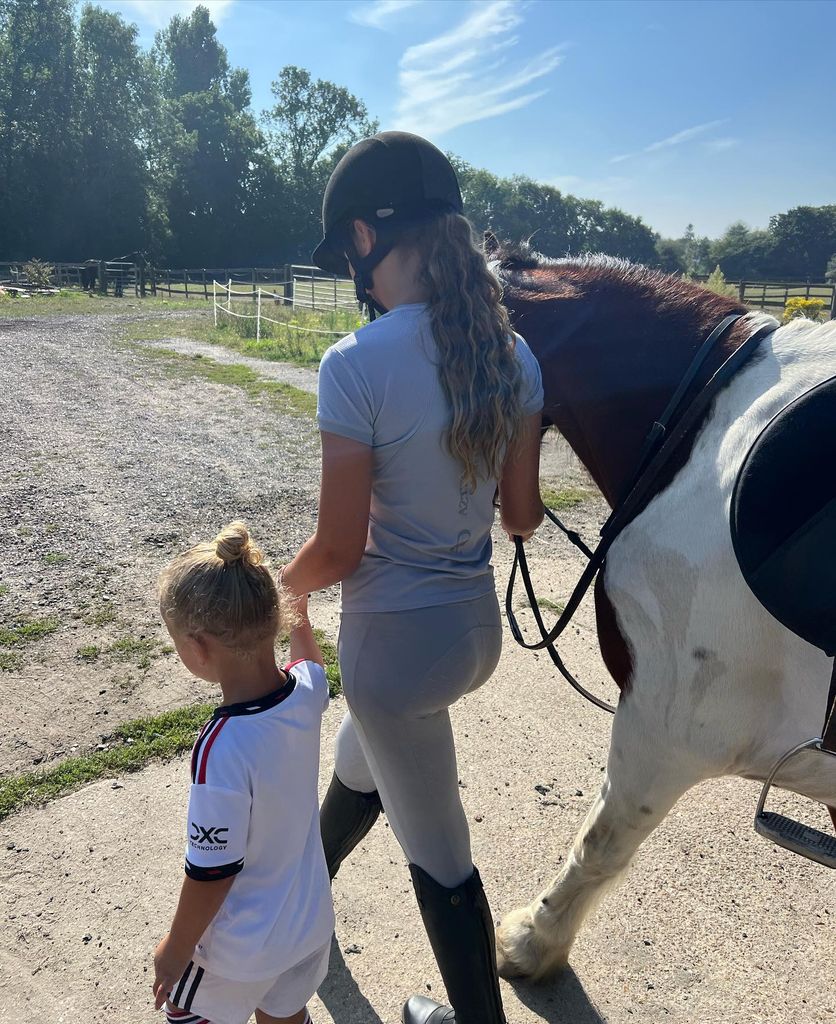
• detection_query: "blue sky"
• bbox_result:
[94,0,836,239]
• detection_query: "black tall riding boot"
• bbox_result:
[403,864,506,1024]
[319,772,383,880]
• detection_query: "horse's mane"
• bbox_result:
[488,237,745,321]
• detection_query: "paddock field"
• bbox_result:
[0,305,832,1023]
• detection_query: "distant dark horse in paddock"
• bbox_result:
[488,237,836,980]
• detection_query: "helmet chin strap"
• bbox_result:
[345,231,396,321]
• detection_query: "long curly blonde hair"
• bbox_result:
[398,213,524,490]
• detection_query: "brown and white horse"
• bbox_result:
[488,239,836,980]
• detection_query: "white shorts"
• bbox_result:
[166,941,331,1024]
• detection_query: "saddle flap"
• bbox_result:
[731,374,836,655]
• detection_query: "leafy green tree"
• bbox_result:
[655,237,687,274]
[767,205,836,279]
[73,4,158,258]
[152,5,268,264]
[0,0,78,257]
[710,221,774,280]
[262,66,378,260]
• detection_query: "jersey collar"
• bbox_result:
[213,673,297,718]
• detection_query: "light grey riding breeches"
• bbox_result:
[334,591,502,889]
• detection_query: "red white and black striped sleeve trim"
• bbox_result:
[185,855,245,881]
[190,716,229,785]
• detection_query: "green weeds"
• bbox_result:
[540,484,595,511]
[133,347,317,418]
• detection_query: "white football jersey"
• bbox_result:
[183,660,335,982]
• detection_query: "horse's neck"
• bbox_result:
[518,290,734,507]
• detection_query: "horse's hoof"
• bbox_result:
[496,905,538,979]
[496,904,570,982]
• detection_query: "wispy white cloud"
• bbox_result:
[395,0,564,137]
[703,136,739,152]
[350,0,420,30]
[611,118,728,164]
[111,0,236,30]
[550,174,633,196]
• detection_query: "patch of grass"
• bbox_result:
[109,635,157,669]
[76,644,101,661]
[44,551,68,565]
[0,703,215,821]
[0,652,21,672]
[133,347,317,418]
[312,628,342,698]
[0,617,59,647]
[0,289,176,318]
[84,603,117,626]
[540,484,595,511]
[122,305,362,369]
[0,585,8,597]
[516,595,565,614]
[0,624,343,820]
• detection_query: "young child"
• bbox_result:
[153,521,334,1024]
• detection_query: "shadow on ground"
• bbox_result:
[508,968,606,1023]
[317,936,385,1024]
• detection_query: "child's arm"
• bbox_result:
[153,875,235,1009]
[289,593,324,668]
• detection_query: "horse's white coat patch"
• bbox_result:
[497,313,836,980]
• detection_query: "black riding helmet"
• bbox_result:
[312,131,463,316]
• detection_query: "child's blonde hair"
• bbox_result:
[159,521,282,650]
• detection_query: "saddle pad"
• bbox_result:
[731,374,836,655]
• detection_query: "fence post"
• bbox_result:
[227,279,232,313]
[804,280,810,301]
[738,280,746,303]
[252,267,257,300]
[213,279,217,327]
[98,260,107,295]
[165,268,171,296]
[257,287,262,341]
[830,286,836,321]
[310,267,315,310]
[284,264,293,305]
[203,269,208,301]
[184,269,189,299]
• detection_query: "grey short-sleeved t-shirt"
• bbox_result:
[317,302,543,613]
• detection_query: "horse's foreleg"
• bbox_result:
[496,705,698,981]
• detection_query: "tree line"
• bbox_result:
[1,0,833,281]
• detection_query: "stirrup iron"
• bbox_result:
[754,738,836,869]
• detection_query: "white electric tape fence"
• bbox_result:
[213,279,363,340]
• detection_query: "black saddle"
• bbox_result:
[731,374,836,656]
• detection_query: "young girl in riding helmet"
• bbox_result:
[281,132,544,1024]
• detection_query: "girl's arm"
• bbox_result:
[153,875,235,1008]
[498,412,544,541]
[288,593,324,668]
[282,431,372,597]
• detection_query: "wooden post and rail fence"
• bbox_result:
[1,259,834,318]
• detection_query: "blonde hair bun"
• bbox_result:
[214,521,261,566]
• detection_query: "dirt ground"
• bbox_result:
[0,312,833,1024]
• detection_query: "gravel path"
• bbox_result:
[0,313,322,773]
[0,312,832,1024]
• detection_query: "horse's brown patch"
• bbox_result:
[495,241,753,509]
[594,573,633,692]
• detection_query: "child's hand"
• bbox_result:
[152,932,193,1010]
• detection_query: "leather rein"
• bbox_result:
[506,312,778,715]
